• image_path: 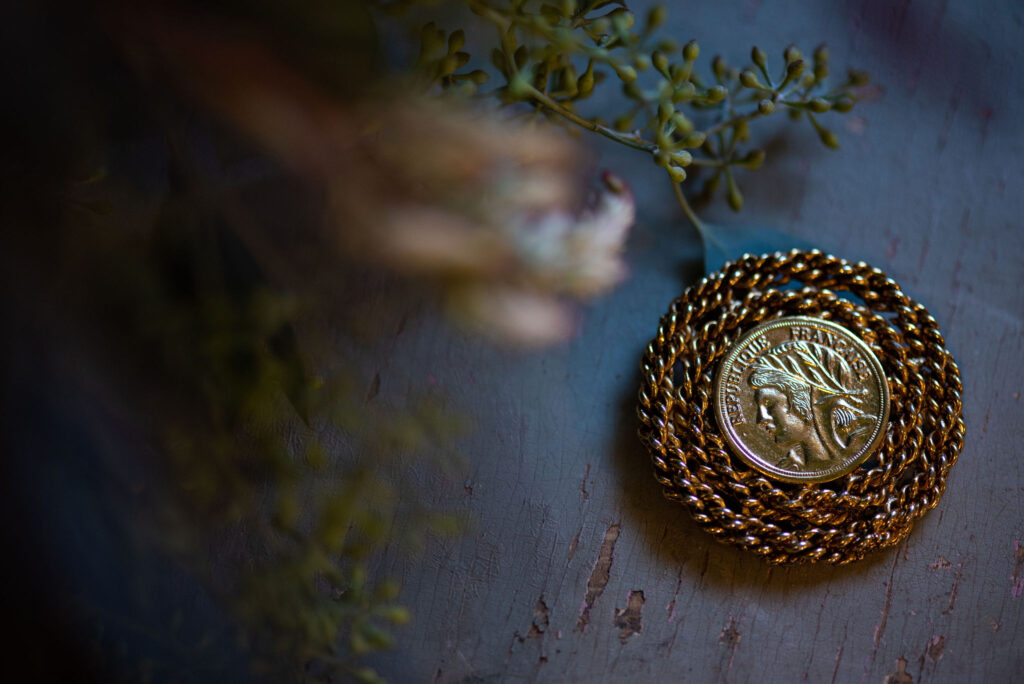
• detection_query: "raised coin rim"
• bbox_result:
[713,315,891,484]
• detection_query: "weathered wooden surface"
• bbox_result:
[364,1,1024,681]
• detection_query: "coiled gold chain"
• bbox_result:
[637,249,965,564]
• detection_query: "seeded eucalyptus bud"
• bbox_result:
[448,29,466,53]
[751,46,767,70]
[813,44,829,65]
[673,81,696,101]
[788,108,803,120]
[833,97,855,113]
[735,119,749,141]
[633,54,652,71]
[647,4,667,31]
[469,70,490,85]
[610,7,635,31]
[507,72,533,100]
[808,97,831,113]
[711,54,726,80]
[658,101,674,123]
[437,54,459,77]
[819,128,840,149]
[591,17,611,34]
[671,112,694,134]
[739,69,762,89]
[669,62,685,84]
[533,59,552,90]
[552,26,574,49]
[801,73,816,88]
[671,150,693,166]
[784,44,802,65]
[780,59,804,88]
[503,25,517,54]
[615,64,638,83]
[614,114,635,132]
[739,148,765,169]
[554,64,575,94]
[514,45,528,70]
[652,50,670,76]
[726,173,743,211]
[683,40,700,63]
[706,84,728,102]
[681,130,706,148]
[848,69,871,86]
[814,62,829,81]
[420,22,445,59]
[656,37,679,52]
[578,60,595,96]
[454,51,471,68]
[623,81,643,100]
[758,98,775,115]
[668,165,687,182]
[491,49,508,76]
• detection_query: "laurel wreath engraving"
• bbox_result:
[748,340,867,420]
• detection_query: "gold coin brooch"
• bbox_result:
[637,250,965,564]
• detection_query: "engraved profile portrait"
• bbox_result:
[747,340,874,470]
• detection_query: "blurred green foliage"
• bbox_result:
[72,163,465,681]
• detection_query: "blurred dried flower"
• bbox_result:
[122,2,633,346]
[328,104,634,345]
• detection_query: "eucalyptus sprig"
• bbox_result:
[404,0,869,235]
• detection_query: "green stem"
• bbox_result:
[526,86,656,152]
[704,110,757,138]
[671,179,705,234]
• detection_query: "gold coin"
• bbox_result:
[713,316,890,483]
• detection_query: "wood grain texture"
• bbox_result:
[362,1,1024,682]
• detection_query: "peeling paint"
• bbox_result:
[944,566,962,614]
[916,635,946,682]
[718,616,742,673]
[924,635,945,663]
[575,522,620,632]
[613,590,645,643]
[883,657,913,684]
[719,617,741,647]
[526,596,549,638]
[567,527,581,563]
[666,569,683,623]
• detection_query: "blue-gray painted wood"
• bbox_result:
[363,1,1024,681]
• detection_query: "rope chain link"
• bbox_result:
[637,249,965,564]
